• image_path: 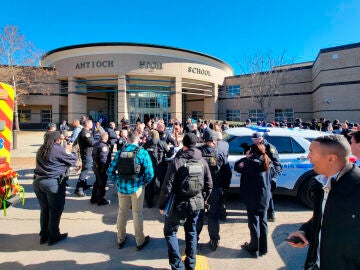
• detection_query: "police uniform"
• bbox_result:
[91,140,111,205]
[106,127,118,153]
[75,128,94,196]
[157,129,178,192]
[196,130,230,251]
[263,139,282,221]
[159,129,178,147]
[116,136,127,151]
[34,140,77,244]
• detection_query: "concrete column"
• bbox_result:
[203,83,217,120]
[51,99,60,124]
[118,75,128,121]
[68,77,87,122]
[170,77,182,120]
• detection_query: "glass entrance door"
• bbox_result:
[128,92,171,124]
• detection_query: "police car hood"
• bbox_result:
[177,148,202,160]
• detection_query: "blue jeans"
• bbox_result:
[33,178,66,242]
[164,210,200,270]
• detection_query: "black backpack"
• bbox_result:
[176,158,204,198]
[117,146,142,180]
[146,142,161,166]
[202,147,220,176]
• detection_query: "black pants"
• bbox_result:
[246,208,268,253]
[267,194,275,218]
[92,165,108,201]
[145,164,160,207]
[197,187,222,241]
[33,178,66,242]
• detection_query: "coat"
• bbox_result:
[235,154,271,212]
[158,148,213,211]
[300,163,360,270]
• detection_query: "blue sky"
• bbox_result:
[1,0,360,74]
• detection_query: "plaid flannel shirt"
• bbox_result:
[107,143,154,194]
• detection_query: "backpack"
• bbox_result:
[176,158,204,198]
[146,142,161,166]
[202,147,220,176]
[117,146,142,180]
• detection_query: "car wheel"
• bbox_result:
[298,177,317,209]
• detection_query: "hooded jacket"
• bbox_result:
[158,148,213,210]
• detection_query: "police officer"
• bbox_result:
[116,129,128,151]
[106,121,119,153]
[157,122,178,190]
[33,131,77,245]
[157,122,178,147]
[75,120,94,197]
[91,132,111,205]
[197,129,230,251]
[158,133,212,270]
[251,132,282,222]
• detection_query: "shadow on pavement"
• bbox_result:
[0,262,168,270]
[272,223,308,270]
[0,231,169,270]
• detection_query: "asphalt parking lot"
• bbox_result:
[0,131,312,270]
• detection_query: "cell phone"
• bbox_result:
[285,236,304,244]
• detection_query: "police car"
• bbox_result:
[286,127,331,142]
[223,127,327,208]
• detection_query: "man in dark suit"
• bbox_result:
[287,135,360,270]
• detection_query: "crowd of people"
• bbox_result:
[32,115,360,270]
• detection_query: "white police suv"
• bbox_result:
[223,126,327,208]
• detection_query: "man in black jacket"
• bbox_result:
[75,120,94,196]
[106,121,119,153]
[158,133,212,270]
[288,135,360,270]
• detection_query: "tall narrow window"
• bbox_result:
[59,80,68,96]
[41,110,52,123]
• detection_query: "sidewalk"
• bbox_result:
[1,131,310,270]
[4,131,172,270]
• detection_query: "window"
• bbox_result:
[191,111,203,120]
[226,85,240,98]
[226,110,240,121]
[224,135,253,155]
[59,80,68,96]
[41,110,52,123]
[248,109,263,122]
[275,108,294,123]
[18,109,31,123]
[265,136,305,154]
